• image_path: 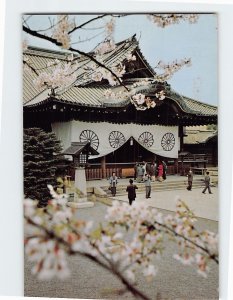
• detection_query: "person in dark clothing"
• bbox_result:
[186,169,193,191]
[126,179,138,205]
[162,160,167,180]
[202,171,213,194]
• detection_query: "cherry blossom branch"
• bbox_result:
[143,221,219,264]
[23,25,129,91]
[25,215,150,300]
[147,14,199,28]
[24,188,218,290]
[89,240,150,300]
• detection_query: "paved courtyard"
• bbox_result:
[25,182,218,300]
[88,175,218,221]
[110,185,218,221]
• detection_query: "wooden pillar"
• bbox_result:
[174,158,179,175]
[101,156,106,179]
[179,125,184,152]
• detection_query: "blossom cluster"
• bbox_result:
[103,89,128,101]
[94,39,116,55]
[127,54,137,62]
[33,61,77,91]
[24,187,218,285]
[155,58,191,82]
[155,90,165,100]
[24,188,72,280]
[131,93,156,110]
[90,62,125,86]
[103,79,165,110]
[165,199,218,278]
[52,15,76,49]
[105,18,115,36]
[147,14,199,28]
[93,17,116,56]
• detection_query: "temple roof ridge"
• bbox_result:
[168,88,217,116]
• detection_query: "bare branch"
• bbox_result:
[68,14,109,35]
[71,30,105,45]
[37,15,67,33]
[22,15,32,26]
[23,60,39,76]
[68,14,129,34]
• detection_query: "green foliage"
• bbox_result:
[24,128,67,207]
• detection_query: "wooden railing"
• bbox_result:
[85,167,122,180]
[178,153,209,163]
[85,163,178,180]
[66,154,215,180]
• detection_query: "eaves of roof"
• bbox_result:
[184,130,217,144]
[23,36,217,118]
[167,89,217,116]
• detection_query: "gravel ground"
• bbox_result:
[24,202,218,300]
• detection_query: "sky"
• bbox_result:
[23,14,218,106]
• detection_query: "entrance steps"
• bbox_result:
[100,178,205,197]
[66,174,217,204]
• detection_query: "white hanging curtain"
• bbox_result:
[52,120,179,159]
[52,122,72,151]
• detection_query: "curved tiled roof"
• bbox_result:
[167,89,217,116]
[23,35,146,105]
[184,129,217,144]
[23,36,217,118]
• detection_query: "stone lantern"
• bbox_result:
[63,142,99,208]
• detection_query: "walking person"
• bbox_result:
[144,174,151,198]
[202,171,213,194]
[109,172,118,196]
[186,168,193,191]
[157,161,164,182]
[126,179,138,205]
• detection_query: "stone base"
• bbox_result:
[67,201,94,209]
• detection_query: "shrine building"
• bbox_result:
[23,35,217,179]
